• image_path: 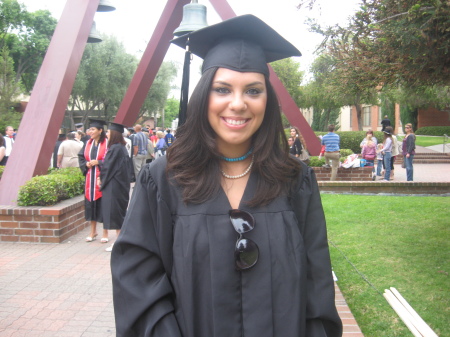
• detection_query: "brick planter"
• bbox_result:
[0,195,88,243]
[312,166,374,181]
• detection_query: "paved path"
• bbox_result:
[0,226,363,336]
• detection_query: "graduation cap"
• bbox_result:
[108,122,126,133]
[75,123,84,128]
[89,119,106,129]
[171,14,301,126]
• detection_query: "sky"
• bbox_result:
[19,0,360,92]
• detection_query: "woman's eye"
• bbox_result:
[247,88,262,95]
[212,87,230,94]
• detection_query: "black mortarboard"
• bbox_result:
[171,14,301,77]
[89,119,106,129]
[109,122,125,133]
[171,15,301,126]
[75,123,84,128]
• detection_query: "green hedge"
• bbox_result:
[17,167,84,206]
[415,126,450,136]
[0,166,4,180]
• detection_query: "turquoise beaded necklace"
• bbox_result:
[220,148,253,162]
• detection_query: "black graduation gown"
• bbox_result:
[78,141,103,222]
[100,144,131,230]
[111,157,342,337]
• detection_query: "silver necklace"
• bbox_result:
[221,156,254,179]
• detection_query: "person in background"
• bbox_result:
[164,129,175,147]
[155,130,167,158]
[402,123,416,181]
[360,129,377,148]
[376,143,383,178]
[111,15,341,337]
[99,123,132,252]
[289,126,303,158]
[132,124,148,179]
[288,136,295,155]
[57,132,83,168]
[3,126,15,165]
[78,119,108,243]
[0,134,6,165]
[381,115,391,132]
[378,127,393,181]
[321,124,341,181]
[388,126,399,180]
[52,133,66,168]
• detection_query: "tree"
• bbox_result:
[0,1,57,93]
[140,61,178,126]
[0,45,23,131]
[271,58,304,128]
[164,96,180,128]
[70,35,138,128]
[300,54,342,131]
[299,0,450,88]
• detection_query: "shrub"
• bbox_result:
[0,166,4,180]
[415,126,450,136]
[17,167,84,206]
[335,131,384,154]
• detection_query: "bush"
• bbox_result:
[307,149,353,167]
[335,131,384,154]
[17,167,84,206]
[0,166,4,180]
[415,126,450,136]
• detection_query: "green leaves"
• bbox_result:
[17,167,84,206]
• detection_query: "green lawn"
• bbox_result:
[397,135,446,147]
[322,194,449,337]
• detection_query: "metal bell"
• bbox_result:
[87,21,102,43]
[97,0,116,12]
[173,0,208,37]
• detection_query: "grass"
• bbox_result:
[397,135,446,147]
[321,194,449,337]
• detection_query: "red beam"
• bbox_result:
[114,0,190,127]
[209,0,320,154]
[0,0,99,205]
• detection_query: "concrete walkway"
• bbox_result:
[0,226,363,336]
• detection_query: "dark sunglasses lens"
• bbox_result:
[235,238,259,270]
[229,210,254,234]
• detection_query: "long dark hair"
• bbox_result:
[107,129,126,148]
[167,67,301,207]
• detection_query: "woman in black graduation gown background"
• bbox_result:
[99,122,132,251]
[78,120,108,243]
[111,15,342,337]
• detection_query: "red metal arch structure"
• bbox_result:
[0,0,319,205]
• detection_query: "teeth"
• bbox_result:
[225,119,246,125]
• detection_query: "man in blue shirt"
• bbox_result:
[321,124,340,181]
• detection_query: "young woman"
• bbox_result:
[78,120,108,242]
[402,123,416,181]
[378,126,393,181]
[111,15,342,337]
[361,135,376,167]
[98,123,132,251]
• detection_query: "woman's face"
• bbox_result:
[90,127,102,140]
[106,130,111,138]
[290,128,296,137]
[208,68,267,153]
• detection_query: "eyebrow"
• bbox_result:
[212,80,265,87]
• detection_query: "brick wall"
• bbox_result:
[312,166,374,181]
[0,196,88,243]
[418,107,450,128]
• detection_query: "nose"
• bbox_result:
[229,94,247,112]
